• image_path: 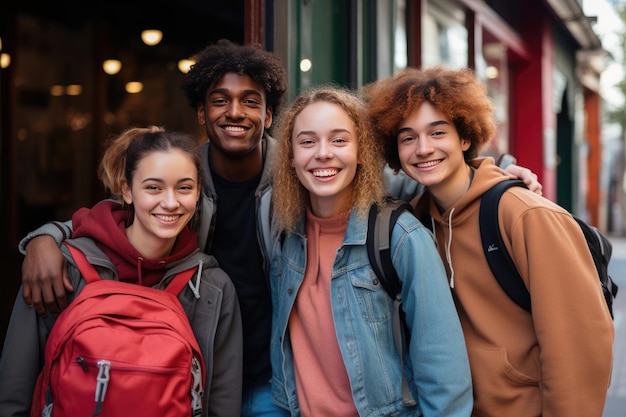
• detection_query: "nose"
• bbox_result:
[415,136,434,156]
[315,141,333,160]
[161,190,181,210]
[226,100,245,119]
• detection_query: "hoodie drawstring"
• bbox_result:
[187,260,202,299]
[136,257,144,286]
[445,209,455,289]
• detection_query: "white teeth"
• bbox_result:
[416,160,441,168]
[156,215,179,222]
[224,126,245,132]
[313,169,338,177]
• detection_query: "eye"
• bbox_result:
[178,184,196,192]
[211,97,228,106]
[431,130,446,137]
[243,98,261,107]
[296,137,315,146]
[398,135,416,144]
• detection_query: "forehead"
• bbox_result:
[133,149,197,176]
[403,101,449,123]
[210,72,267,98]
[295,101,353,127]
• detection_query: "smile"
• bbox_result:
[416,159,442,168]
[154,214,181,222]
[312,168,339,177]
[223,125,247,132]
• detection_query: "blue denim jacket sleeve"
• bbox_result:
[392,211,473,417]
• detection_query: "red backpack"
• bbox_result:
[31,243,206,417]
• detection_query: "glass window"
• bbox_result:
[480,29,510,156]
[394,0,408,72]
[422,0,467,69]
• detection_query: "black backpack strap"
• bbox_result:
[367,199,413,299]
[479,180,531,312]
[366,199,416,406]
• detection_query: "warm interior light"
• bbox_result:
[0,53,10,69]
[103,59,122,75]
[178,59,195,73]
[141,30,163,46]
[125,81,144,93]
[50,85,64,96]
[300,58,312,72]
[485,65,499,79]
[66,85,83,96]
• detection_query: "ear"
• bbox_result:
[197,103,206,126]
[122,182,133,204]
[461,138,471,151]
[265,106,273,129]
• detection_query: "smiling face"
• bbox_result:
[397,101,471,209]
[290,101,359,218]
[197,72,273,180]
[122,149,200,258]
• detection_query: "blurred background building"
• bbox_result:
[1,0,625,346]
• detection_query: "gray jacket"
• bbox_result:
[0,237,243,417]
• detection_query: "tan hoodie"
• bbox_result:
[412,158,614,417]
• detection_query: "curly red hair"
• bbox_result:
[363,67,496,172]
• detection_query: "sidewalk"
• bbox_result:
[604,234,625,417]
[609,234,626,259]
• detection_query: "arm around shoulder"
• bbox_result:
[18,220,73,254]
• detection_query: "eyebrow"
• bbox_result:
[141,177,197,184]
[209,88,263,98]
[295,128,352,138]
[397,120,451,135]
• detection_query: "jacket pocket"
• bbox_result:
[350,273,392,323]
[469,348,540,417]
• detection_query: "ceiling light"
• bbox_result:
[0,53,10,69]
[485,66,499,79]
[300,58,312,72]
[141,30,163,46]
[66,85,83,96]
[125,81,144,93]
[103,59,122,75]
[178,59,195,73]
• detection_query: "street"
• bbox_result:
[604,235,626,417]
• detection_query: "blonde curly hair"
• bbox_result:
[271,86,386,234]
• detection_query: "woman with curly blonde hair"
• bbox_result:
[269,86,473,417]
[271,87,387,234]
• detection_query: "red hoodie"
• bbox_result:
[71,200,199,287]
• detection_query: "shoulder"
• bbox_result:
[498,186,570,217]
[185,252,234,289]
[496,187,580,242]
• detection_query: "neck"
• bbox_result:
[430,164,473,212]
[125,224,174,259]
[210,143,263,182]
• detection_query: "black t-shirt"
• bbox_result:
[210,168,272,388]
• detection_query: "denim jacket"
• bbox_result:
[269,207,473,417]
